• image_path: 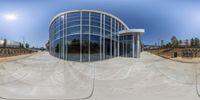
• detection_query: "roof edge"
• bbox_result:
[49,10,129,29]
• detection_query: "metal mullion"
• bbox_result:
[80,12,82,62]
[126,35,128,57]
[132,34,135,58]
[59,17,61,58]
[89,12,91,62]
[103,14,105,59]
[110,18,112,58]
[62,16,65,59]
[117,21,120,57]
[100,14,102,60]
[114,19,116,57]
[66,14,68,60]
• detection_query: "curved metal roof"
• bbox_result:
[49,10,129,29]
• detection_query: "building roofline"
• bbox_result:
[118,29,145,35]
[49,10,129,29]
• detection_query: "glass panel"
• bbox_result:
[119,23,122,31]
[123,36,127,57]
[105,15,111,26]
[105,30,111,38]
[60,30,64,38]
[55,26,60,33]
[55,40,60,58]
[67,26,80,35]
[91,12,100,18]
[91,12,100,22]
[112,40,115,57]
[105,38,111,59]
[91,21,100,27]
[64,36,67,60]
[116,21,119,32]
[82,34,89,62]
[67,34,80,61]
[127,40,133,57]
[119,35,124,56]
[91,26,100,35]
[116,35,119,56]
[82,20,89,25]
[90,35,100,61]
[67,12,80,18]
[82,12,89,21]
[82,12,89,18]
[60,37,64,59]
[105,25,111,31]
[82,26,89,34]
[67,21,80,27]
[67,16,80,22]
[91,17,100,22]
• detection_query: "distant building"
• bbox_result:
[0,39,20,48]
[179,39,191,47]
[143,45,160,50]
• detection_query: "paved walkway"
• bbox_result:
[0,52,200,100]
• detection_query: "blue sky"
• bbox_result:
[0,0,200,47]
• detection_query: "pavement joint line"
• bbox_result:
[1,51,200,100]
[195,64,200,98]
[0,56,62,87]
[151,59,196,85]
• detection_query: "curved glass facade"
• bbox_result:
[49,10,141,62]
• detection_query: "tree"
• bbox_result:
[25,43,29,48]
[3,38,7,47]
[161,40,164,47]
[185,39,189,47]
[191,38,195,47]
[179,40,182,45]
[194,38,200,47]
[19,42,24,48]
[171,36,178,47]
[165,42,172,48]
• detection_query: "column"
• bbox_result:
[132,34,135,57]
[136,33,141,58]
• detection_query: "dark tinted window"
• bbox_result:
[67,34,80,61]
[90,35,100,61]
[82,20,89,25]
[67,20,80,27]
[82,34,89,61]
[91,26,100,35]
[67,26,80,35]
[91,21,100,27]
[67,12,80,18]
[82,26,89,34]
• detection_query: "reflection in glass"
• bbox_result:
[67,34,80,61]
[90,35,100,61]
[49,11,129,62]
[82,34,89,61]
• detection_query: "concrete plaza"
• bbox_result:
[0,51,200,100]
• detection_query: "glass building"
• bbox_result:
[49,10,144,62]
